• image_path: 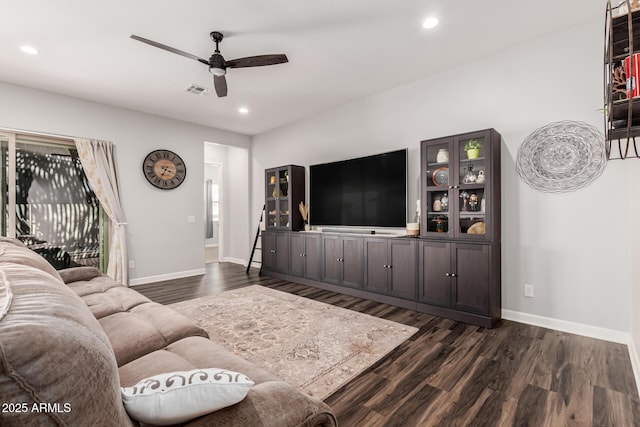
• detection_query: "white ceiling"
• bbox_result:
[1,1,602,136]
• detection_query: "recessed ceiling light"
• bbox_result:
[238,107,249,114]
[20,45,39,55]
[422,17,439,29]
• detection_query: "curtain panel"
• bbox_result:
[74,138,128,285]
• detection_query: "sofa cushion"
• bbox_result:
[0,262,134,426]
[121,368,254,425]
[58,266,102,284]
[66,275,208,366]
[0,238,63,283]
[184,381,337,427]
[119,337,336,427]
[100,301,209,366]
[119,336,281,387]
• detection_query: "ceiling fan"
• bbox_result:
[130,31,288,97]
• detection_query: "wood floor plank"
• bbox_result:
[135,263,640,426]
[593,385,640,427]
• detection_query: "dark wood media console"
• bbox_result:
[262,129,502,328]
[261,231,500,328]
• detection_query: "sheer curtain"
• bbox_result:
[74,138,128,285]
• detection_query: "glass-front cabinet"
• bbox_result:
[265,165,305,231]
[421,129,501,243]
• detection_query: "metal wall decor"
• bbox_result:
[516,121,607,193]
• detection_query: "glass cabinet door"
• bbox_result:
[422,129,496,241]
[423,141,452,236]
[456,134,487,239]
[266,166,292,230]
[265,169,278,228]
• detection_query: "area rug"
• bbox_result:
[169,285,417,400]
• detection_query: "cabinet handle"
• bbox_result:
[299,253,304,257]
[302,254,306,257]
[270,250,276,253]
[445,273,451,277]
[337,258,340,262]
[451,273,457,277]
[383,264,388,268]
[388,265,392,269]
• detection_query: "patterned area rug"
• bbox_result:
[170,285,417,400]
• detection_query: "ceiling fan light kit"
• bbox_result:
[130,30,288,97]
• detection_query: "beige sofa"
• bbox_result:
[0,238,336,426]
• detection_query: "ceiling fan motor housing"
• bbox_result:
[209,53,226,76]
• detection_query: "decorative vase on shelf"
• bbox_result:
[436,148,449,163]
[433,196,442,212]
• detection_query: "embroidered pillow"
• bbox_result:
[121,368,254,425]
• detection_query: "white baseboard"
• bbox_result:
[220,257,247,266]
[129,268,206,286]
[629,336,640,398]
[502,309,629,344]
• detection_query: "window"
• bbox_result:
[1,131,105,270]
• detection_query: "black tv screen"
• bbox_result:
[310,149,407,227]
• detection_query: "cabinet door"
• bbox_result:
[304,235,321,280]
[322,236,341,284]
[341,237,363,288]
[363,238,388,294]
[452,243,489,315]
[421,137,453,238]
[265,169,278,229]
[389,240,416,300]
[289,234,305,277]
[418,241,451,307]
[455,132,486,240]
[275,232,289,273]
[262,232,276,270]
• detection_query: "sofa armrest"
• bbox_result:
[58,266,103,284]
[184,381,337,427]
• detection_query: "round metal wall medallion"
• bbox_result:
[516,121,607,193]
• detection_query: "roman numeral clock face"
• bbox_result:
[142,149,186,190]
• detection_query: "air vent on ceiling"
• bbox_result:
[184,84,212,95]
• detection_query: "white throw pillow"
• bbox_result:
[121,368,254,425]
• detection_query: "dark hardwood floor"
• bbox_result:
[135,262,640,426]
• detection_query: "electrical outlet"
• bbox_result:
[129,260,135,269]
[524,284,534,298]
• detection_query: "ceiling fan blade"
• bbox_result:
[214,75,228,97]
[130,35,209,66]
[226,54,288,69]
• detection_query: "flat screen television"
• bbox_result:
[310,149,407,227]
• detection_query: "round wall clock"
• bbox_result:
[142,149,187,190]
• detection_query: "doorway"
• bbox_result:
[204,162,221,264]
